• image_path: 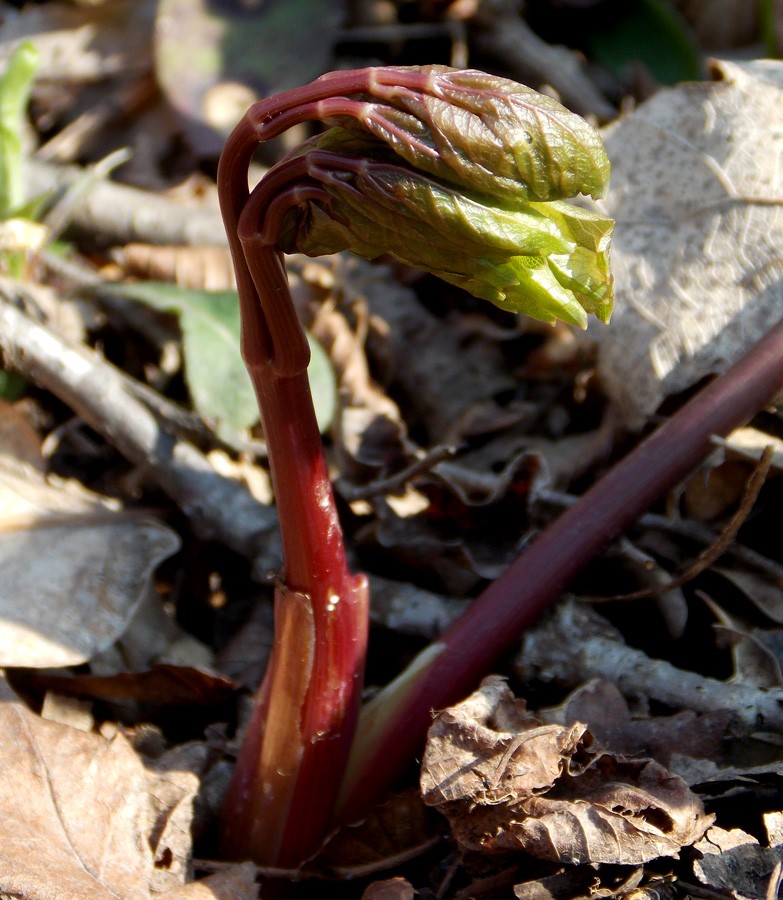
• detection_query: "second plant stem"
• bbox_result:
[337,316,783,825]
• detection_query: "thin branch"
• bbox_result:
[518,597,783,735]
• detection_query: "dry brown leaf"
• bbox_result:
[288,257,408,479]
[0,461,180,667]
[421,677,712,865]
[120,244,237,291]
[596,59,783,428]
[513,865,643,900]
[367,574,470,640]
[310,787,440,880]
[543,679,729,767]
[713,567,783,625]
[699,594,783,689]
[349,257,516,443]
[145,743,207,892]
[0,678,197,899]
[0,397,44,469]
[693,826,783,900]
[11,664,237,709]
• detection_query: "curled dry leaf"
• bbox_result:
[513,864,643,900]
[0,678,197,900]
[11,664,238,709]
[596,59,783,428]
[0,461,180,667]
[420,677,712,865]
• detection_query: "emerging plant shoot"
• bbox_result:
[217,65,613,867]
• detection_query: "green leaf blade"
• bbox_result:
[0,40,38,218]
[113,282,336,440]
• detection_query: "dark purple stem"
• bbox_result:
[337,317,783,824]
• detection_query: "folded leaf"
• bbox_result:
[357,66,611,204]
[278,147,614,328]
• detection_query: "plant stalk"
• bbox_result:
[217,111,368,867]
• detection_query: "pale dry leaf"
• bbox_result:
[421,676,712,865]
[693,826,783,900]
[0,678,187,900]
[145,744,207,892]
[360,877,415,900]
[0,0,154,79]
[720,427,783,471]
[0,462,180,667]
[595,59,783,428]
[159,863,258,900]
[41,692,94,731]
[765,810,783,848]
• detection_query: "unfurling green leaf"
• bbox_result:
[273,67,614,328]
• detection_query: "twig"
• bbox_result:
[0,287,281,575]
[35,74,158,165]
[27,159,226,248]
[518,597,783,735]
[337,444,457,501]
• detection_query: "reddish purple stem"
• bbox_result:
[337,316,783,824]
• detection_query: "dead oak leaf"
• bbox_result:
[0,679,197,900]
[421,677,712,865]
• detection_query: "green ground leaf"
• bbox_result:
[0,40,38,219]
[113,282,336,441]
[586,0,703,86]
